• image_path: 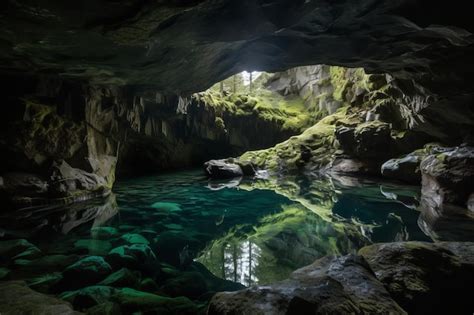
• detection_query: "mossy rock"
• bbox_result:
[99,268,140,288]
[61,256,112,290]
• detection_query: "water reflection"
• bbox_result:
[0,170,431,288]
[0,194,118,239]
[197,174,429,285]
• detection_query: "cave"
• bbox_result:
[0,1,473,314]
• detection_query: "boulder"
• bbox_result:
[106,244,157,272]
[420,146,474,207]
[0,281,80,315]
[61,256,112,289]
[99,268,140,288]
[359,242,474,314]
[60,285,118,310]
[208,254,405,315]
[110,288,198,314]
[204,159,244,179]
[120,233,149,245]
[49,160,110,198]
[417,146,474,240]
[336,121,393,160]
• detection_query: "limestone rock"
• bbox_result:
[0,281,81,315]
[359,242,474,314]
[208,254,405,315]
[420,146,474,207]
[417,146,474,240]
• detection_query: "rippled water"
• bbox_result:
[0,170,432,311]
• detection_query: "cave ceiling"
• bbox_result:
[1,0,474,95]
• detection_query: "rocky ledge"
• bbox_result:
[208,241,474,315]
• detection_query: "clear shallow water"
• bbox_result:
[0,170,432,311]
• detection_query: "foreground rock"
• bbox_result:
[360,242,474,314]
[0,281,81,315]
[208,254,405,315]
[418,146,474,240]
[209,241,474,314]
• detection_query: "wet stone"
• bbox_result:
[120,233,150,245]
[106,244,157,272]
[61,256,112,289]
[98,268,140,288]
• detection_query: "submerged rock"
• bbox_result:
[98,268,140,288]
[208,254,405,314]
[120,233,150,245]
[62,256,112,289]
[0,239,42,263]
[106,244,157,272]
[359,242,474,314]
[110,288,199,314]
[0,281,80,315]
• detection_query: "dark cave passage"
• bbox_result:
[0,1,473,314]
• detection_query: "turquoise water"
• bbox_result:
[0,170,431,312]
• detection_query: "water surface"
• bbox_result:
[0,170,432,310]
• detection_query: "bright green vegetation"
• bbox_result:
[234,65,419,173]
[239,106,361,172]
[195,89,312,132]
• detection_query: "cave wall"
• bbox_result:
[0,73,303,206]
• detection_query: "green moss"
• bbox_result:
[239,106,359,173]
[195,90,312,133]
